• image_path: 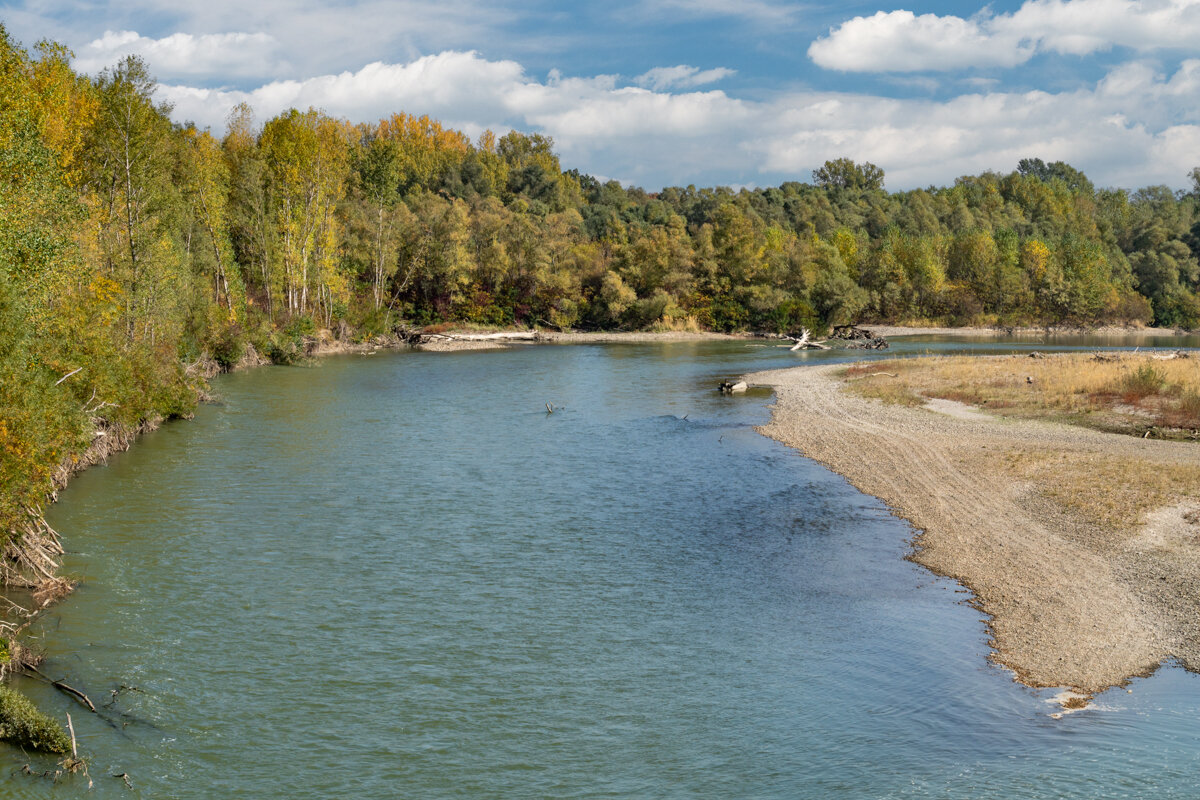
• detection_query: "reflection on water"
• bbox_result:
[4,334,1199,798]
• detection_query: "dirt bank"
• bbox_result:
[748,363,1200,693]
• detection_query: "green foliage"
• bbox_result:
[813,158,885,192]
[0,685,70,754]
[1117,364,1168,399]
[204,318,246,370]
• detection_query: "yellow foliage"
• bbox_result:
[1020,239,1050,282]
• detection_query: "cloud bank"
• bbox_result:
[74,30,286,81]
[153,47,1200,191]
[810,0,1200,72]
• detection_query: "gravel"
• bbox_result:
[749,363,1200,693]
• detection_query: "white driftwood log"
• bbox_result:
[788,328,831,351]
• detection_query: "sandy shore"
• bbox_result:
[541,331,752,344]
[748,363,1200,693]
[868,324,1190,338]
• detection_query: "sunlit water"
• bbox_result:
[5,333,1200,798]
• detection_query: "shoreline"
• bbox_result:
[748,361,1200,694]
[865,324,1192,338]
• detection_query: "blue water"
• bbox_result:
[6,336,1200,798]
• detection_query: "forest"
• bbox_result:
[2,24,1200,549]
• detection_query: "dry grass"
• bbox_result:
[995,448,1200,532]
[841,351,1200,532]
[651,314,702,333]
[844,352,1200,437]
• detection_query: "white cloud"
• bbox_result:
[158,49,1200,191]
[75,30,285,81]
[810,0,1200,72]
[7,0,519,84]
[808,10,1033,72]
[635,65,736,91]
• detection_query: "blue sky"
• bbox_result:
[5,0,1200,191]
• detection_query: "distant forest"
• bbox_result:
[2,25,1200,537]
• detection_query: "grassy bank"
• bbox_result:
[845,352,1200,437]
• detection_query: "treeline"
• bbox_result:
[3,26,1200,541]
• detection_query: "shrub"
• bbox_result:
[266,333,303,365]
[205,320,245,370]
[0,685,70,754]
[1175,390,1200,427]
[1117,363,1167,400]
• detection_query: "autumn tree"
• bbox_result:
[813,158,885,192]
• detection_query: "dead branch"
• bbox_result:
[27,665,96,713]
[54,367,83,386]
[83,399,118,417]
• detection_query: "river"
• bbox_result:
[6,335,1200,798]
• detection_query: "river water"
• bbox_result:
[6,335,1200,798]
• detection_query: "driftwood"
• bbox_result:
[719,380,748,394]
[785,328,831,351]
[399,328,545,346]
[1152,350,1192,361]
[821,325,889,350]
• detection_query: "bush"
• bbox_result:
[205,320,245,370]
[1177,389,1200,424]
[0,685,70,753]
[1118,363,1167,400]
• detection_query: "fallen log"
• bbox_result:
[719,380,748,394]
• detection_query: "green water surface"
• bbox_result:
[6,336,1200,798]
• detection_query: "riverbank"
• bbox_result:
[408,329,754,351]
[867,323,1191,338]
[748,360,1200,694]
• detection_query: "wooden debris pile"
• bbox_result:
[830,324,889,350]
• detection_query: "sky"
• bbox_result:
[4,0,1200,191]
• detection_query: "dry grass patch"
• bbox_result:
[844,352,1200,437]
[998,449,1200,533]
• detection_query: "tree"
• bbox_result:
[813,158,884,192]
[182,127,241,314]
[353,131,402,308]
[84,54,185,346]
[224,103,275,319]
[259,108,351,317]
